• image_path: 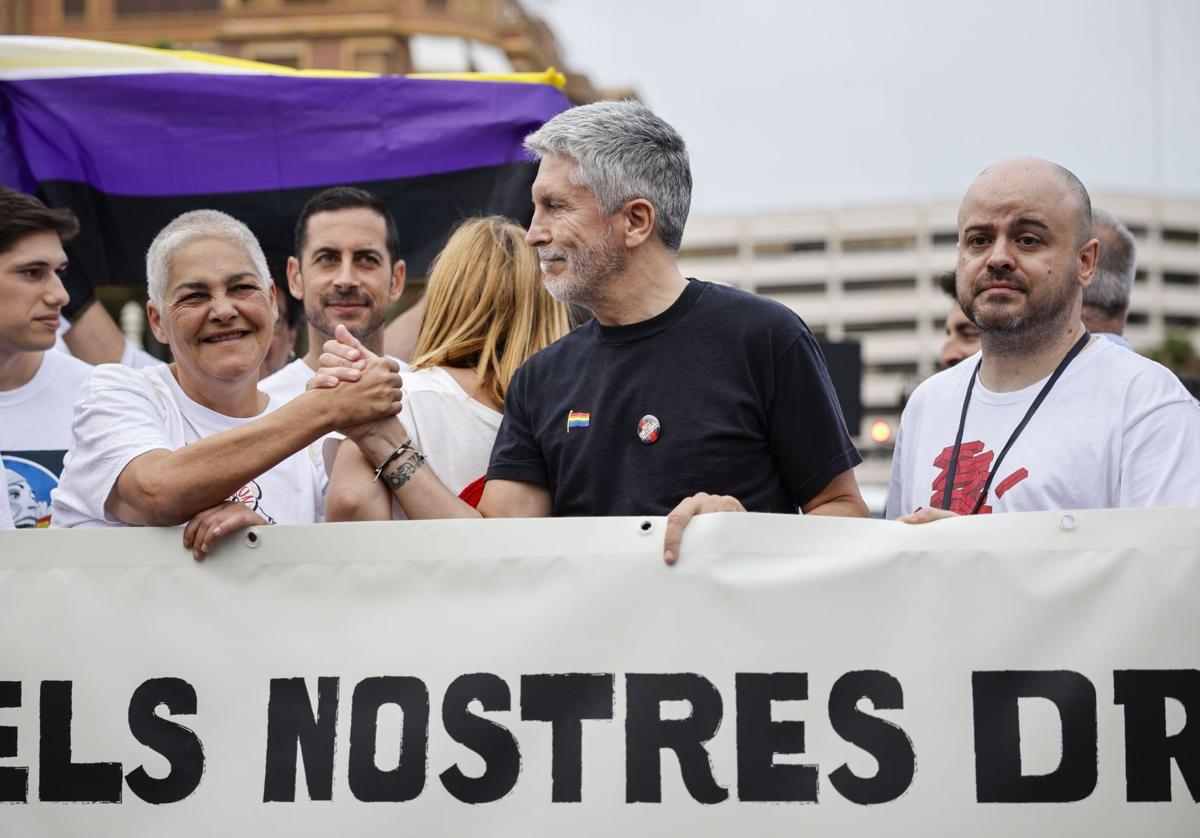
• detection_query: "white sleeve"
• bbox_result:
[121,339,163,369]
[50,366,176,527]
[398,391,422,453]
[885,385,928,520]
[304,439,330,523]
[0,460,13,530]
[1118,373,1200,508]
[884,420,907,520]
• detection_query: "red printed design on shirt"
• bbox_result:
[929,441,1029,514]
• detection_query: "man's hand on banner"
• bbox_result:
[182,501,266,561]
[899,506,960,524]
[663,492,746,566]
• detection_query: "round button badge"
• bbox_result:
[637,415,661,445]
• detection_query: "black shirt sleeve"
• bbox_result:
[770,329,863,508]
[487,364,551,488]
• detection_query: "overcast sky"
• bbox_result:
[527,0,1200,214]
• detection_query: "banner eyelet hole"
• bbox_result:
[638,520,655,535]
[244,529,262,548]
[1059,514,1077,532]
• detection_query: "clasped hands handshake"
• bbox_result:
[189,325,744,566]
[307,324,405,440]
[184,326,400,562]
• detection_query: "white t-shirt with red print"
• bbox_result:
[886,337,1200,518]
[50,363,327,528]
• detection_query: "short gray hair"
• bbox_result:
[1085,207,1136,315]
[146,210,271,305]
[524,100,692,252]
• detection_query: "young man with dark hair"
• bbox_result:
[260,186,407,402]
[0,186,93,528]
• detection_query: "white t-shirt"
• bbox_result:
[1097,331,1134,351]
[0,350,93,528]
[50,364,327,528]
[120,339,163,369]
[886,338,1200,518]
[259,356,318,404]
[54,321,161,369]
[383,366,502,518]
[0,442,14,530]
[261,355,409,405]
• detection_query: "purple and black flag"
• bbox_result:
[0,37,571,291]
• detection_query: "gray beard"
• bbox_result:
[544,271,616,312]
[540,230,626,311]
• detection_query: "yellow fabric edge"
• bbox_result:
[168,49,566,89]
[0,38,566,89]
[166,49,375,77]
[409,69,567,89]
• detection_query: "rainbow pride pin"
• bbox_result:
[566,410,591,432]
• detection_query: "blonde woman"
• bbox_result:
[326,216,570,520]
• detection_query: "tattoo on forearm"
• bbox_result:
[382,453,425,492]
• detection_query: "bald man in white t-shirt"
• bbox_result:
[888,158,1200,521]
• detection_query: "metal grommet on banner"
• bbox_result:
[1059,514,1077,532]
[637,519,656,535]
[243,528,263,548]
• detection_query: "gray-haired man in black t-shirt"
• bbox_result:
[314,101,868,562]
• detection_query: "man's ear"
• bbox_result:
[622,198,656,249]
[1077,237,1100,289]
[390,259,406,303]
[146,300,168,345]
[267,282,278,325]
[286,256,304,300]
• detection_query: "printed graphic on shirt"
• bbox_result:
[566,410,590,432]
[929,440,1029,515]
[229,479,275,524]
[4,451,65,529]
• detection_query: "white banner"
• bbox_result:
[0,509,1197,836]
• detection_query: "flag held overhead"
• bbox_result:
[0,36,572,290]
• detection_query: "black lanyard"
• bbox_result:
[940,331,1091,514]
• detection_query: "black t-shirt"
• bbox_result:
[487,279,861,516]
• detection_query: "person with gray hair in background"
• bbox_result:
[1082,207,1137,349]
[311,100,867,563]
[51,210,403,559]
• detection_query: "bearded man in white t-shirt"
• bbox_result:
[51,210,403,558]
[261,186,408,403]
[887,157,1200,521]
